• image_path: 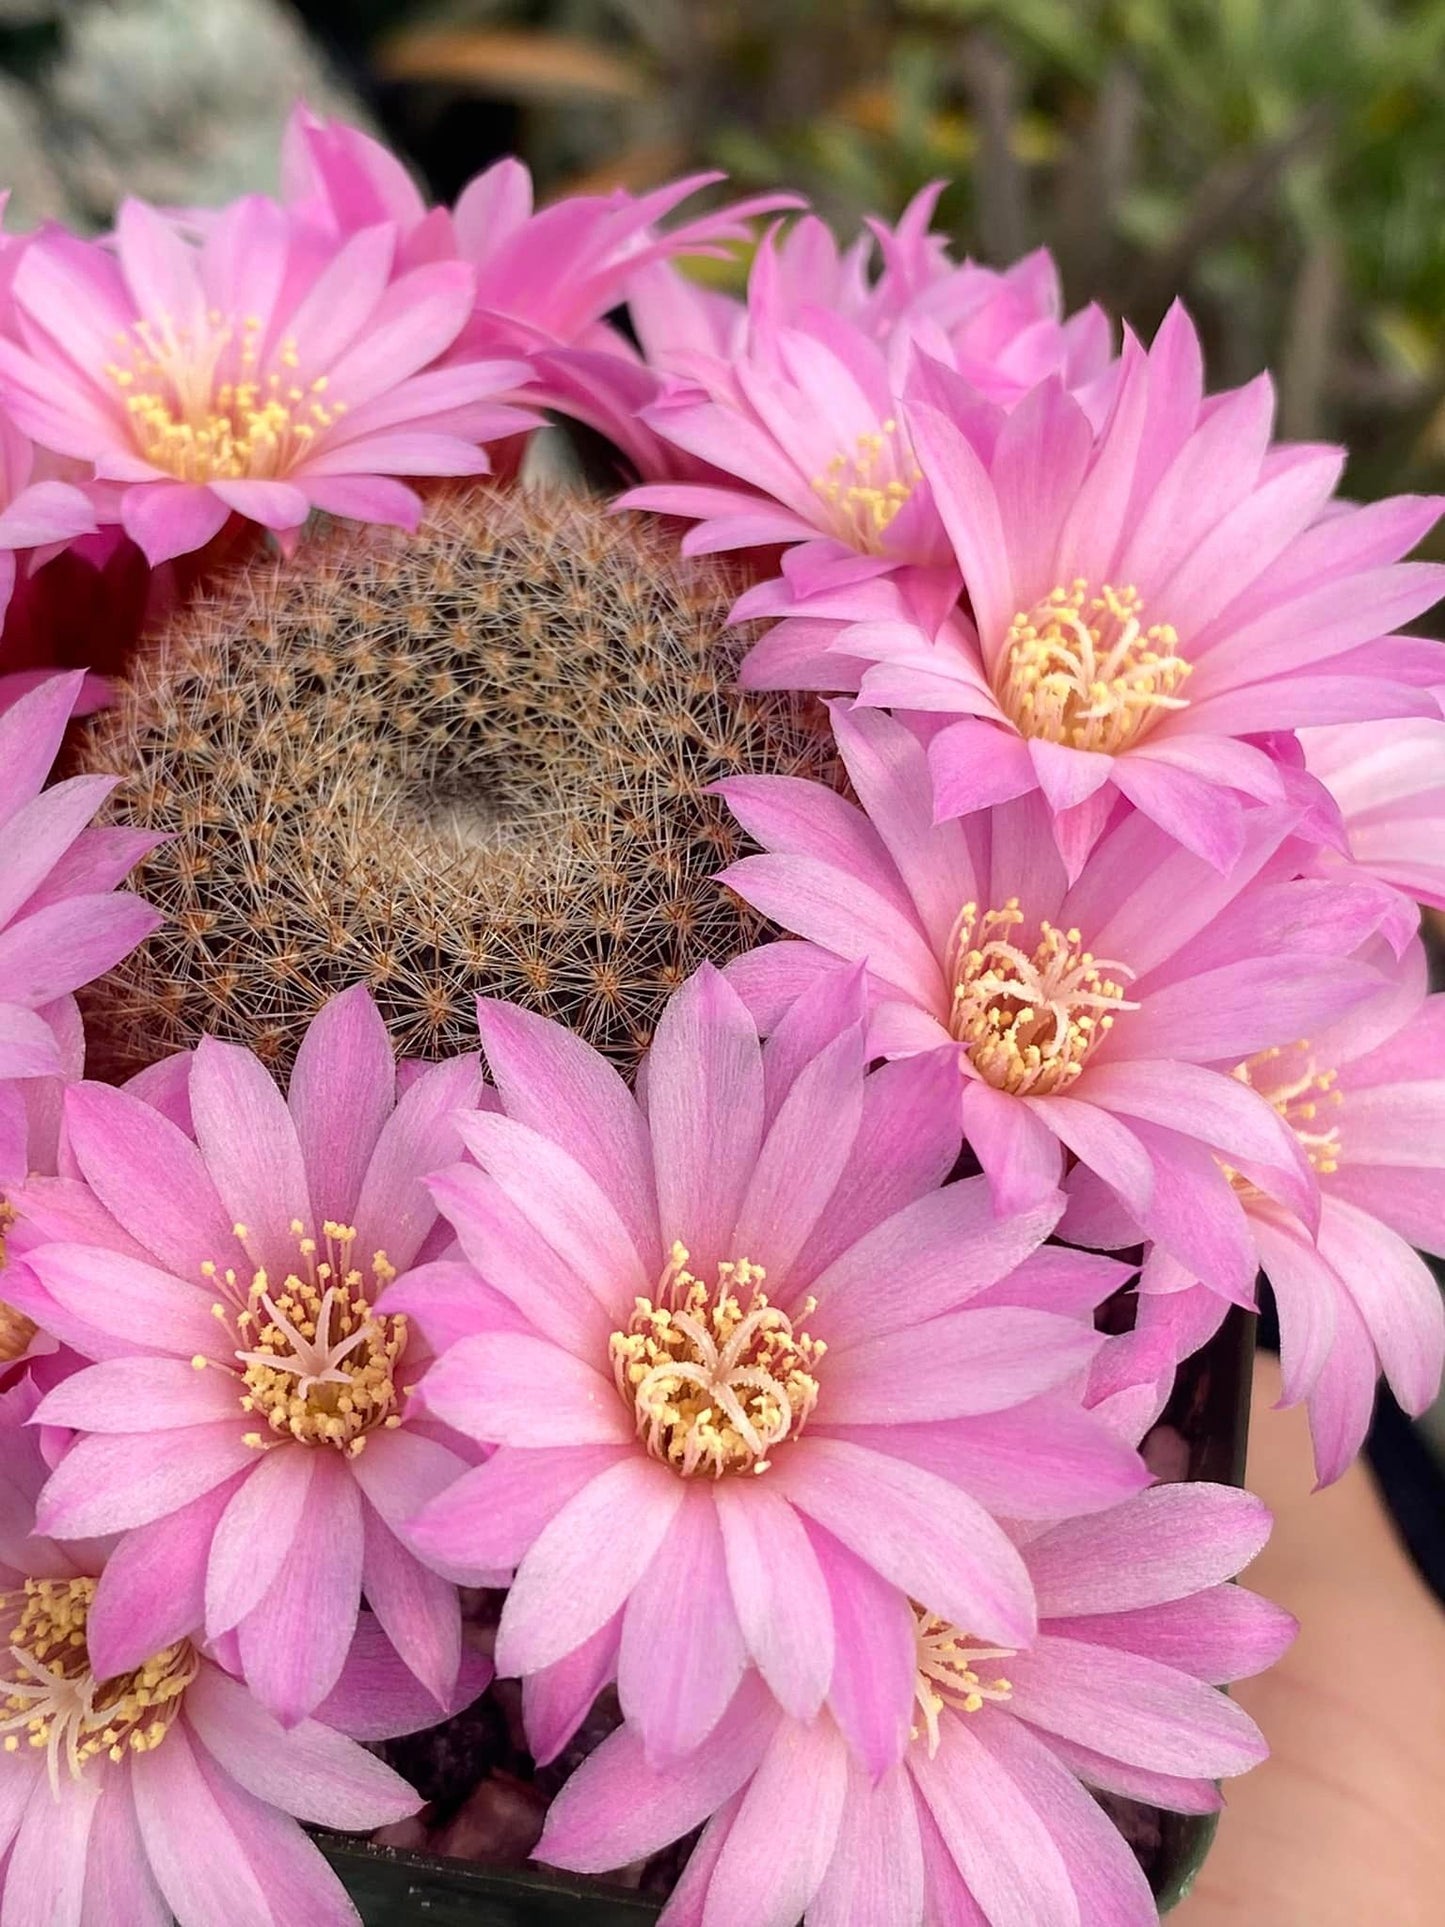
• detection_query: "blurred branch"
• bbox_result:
[1279,230,1343,441]
[959,24,1027,264]
[377,27,649,101]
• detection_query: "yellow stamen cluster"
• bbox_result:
[610,1242,824,1478]
[996,580,1191,754]
[812,417,921,550]
[203,1220,405,1455]
[1233,1043,1344,1177]
[0,1577,196,1790]
[912,1607,1015,1757]
[104,309,345,485]
[947,898,1136,1096]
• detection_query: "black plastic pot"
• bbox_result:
[321,1305,1258,1924]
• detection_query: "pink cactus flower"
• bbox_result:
[539,1482,1294,1927]
[737,306,1445,876]
[0,194,534,565]
[1300,716,1445,913]
[1222,939,1445,1481]
[0,671,160,1097]
[0,1376,454,1927]
[618,220,1111,592]
[717,701,1397,1302]
[406,966,1148,1769]
[0,410,96,625]
[7,986,490,1727]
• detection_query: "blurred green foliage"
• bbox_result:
[345,0,1445,504]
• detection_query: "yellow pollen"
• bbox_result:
[946,898,1136,1096]
[103,313,344,486]
[911,1607,1015,1756]
[0,1577,196,1791]
[996,579,1191,754]
[1231,1043,1344,1180]
[811,417,921,551]
[609,1242,824,1478]
[202,1221,406,1451]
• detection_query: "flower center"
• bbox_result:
[912,1607,1014,1756]
[1232,1043,1344,1177]
[946,898,1136,1096]
[811,417,921,550]
[201,1220,406,1455]
[0,1577,196,1790]
[996,580,1191,754]
[609,1242,824,1478]
[105,312,346,485]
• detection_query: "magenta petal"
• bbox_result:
[288,985,395,1225]
[37,1424,255,1538]
[1056,1584,1295,1685]
[715,1482,833,1721]
[496,1456,685,1676]
[235,1449,364,1724]
[119,483,230,565]
[774,1436,1036,1648]
[928,719,1038,818]
[0,893,161,1007]
[618,1486,748,1765]
[183,1664,419,1829]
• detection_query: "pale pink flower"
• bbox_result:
[407,966,1148,1769]
[1223,939,1445,1481]
[539,1482,1294,1927]
[0,408,96,625]
[0,1376,450,1927]
[717,701,1397,1302]
[1300,716,1445,912]
[9,986,491,1725]
[738,307,1445,876]
[0,194,533,564]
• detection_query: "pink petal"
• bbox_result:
[358,1052,482,1269]
[809,1759,926,1927]
[475,998,658,1262]
[235,1449,364,1724]
[824,1307,1100,1423]
[960,1080,1066,1215]
[808,1177,1061,1347]
[183,1663,419,1829]
[421,1331,632,1448]
[188,1036,313,1267]
[84,1475,243,1676]
[130,1722,273,1927]
[287,985,395,1226]
[732,1023,865,1278]
[25,1244,222,1360]
[61,1081,233,1277]
[318,1610,490,1740]
[618,1486,748,1764]
[1024,1484,1273,1616]
[206,1448,316,1637]
[645,965,766,1282]
[6,1772,99,1927]
[816,1527,917,1776]
[706,1716,850,1927]
[37,1424,255,1538]
[1004,1632,1268,1777]
[0,894,161,1007]
[119,483,230,565]
[715,1482,833,1721]
[911,1710,1080,1927]
[1055,1583,1295,1685]
[523,1613,622,1767]
[408,1443,625,1577]
[35,1356,240,1431]
[496,1455,685,1675]
[538,1674,778,1875]
[359,1501,462,1706]
[1319,1194,1445,1414]
[78,1775,169,1927]
[774,1436,1036,1648]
